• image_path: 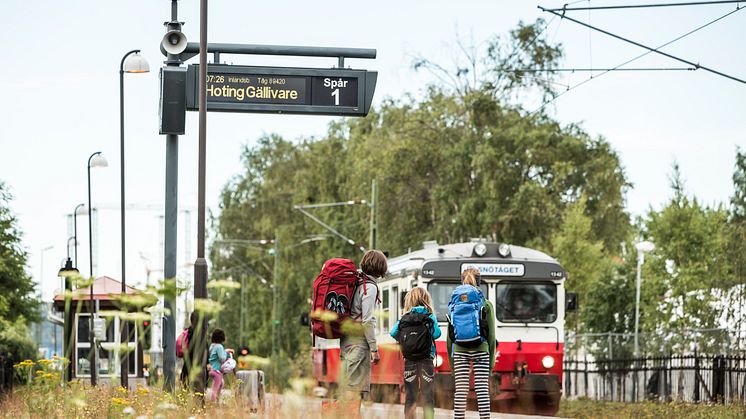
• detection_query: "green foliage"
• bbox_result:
[0,181,39,361]
[641,163,731,353]
[559,398,746,419]
[0,317,37,361]
[548,196,613,335]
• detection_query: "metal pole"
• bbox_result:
[161,1,180,391]
[64,274,73,382]
[120,48,139,390]
[272,234,279,380]
[192,0,209,397]
[87,151,100,386]
[369,179,377,250]
[73,204,84,269]
[634,253,643,357]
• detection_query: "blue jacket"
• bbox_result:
[390,306,442,359]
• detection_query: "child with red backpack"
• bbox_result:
[310,250,387,417]
[390,287,441,419]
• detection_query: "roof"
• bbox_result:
[53,276,142,302]
[387,240,560,275]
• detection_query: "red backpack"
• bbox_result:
[311,258,363,339]
[175,328,189,358]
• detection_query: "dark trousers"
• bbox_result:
[403,358,434,419]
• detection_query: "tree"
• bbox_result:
[641,163,730,353]
[0,181,39,360]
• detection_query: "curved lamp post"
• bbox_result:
[58,256,79,383]
[86,151,107,386]
[634,240,655,357]
[120,49,149,389]
[73,204,86,269]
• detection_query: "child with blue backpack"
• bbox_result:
[390,287,441,419]
[447,268,496,419]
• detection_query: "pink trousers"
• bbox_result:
[209,369,224,401]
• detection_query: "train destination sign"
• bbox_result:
[186,64,377,116]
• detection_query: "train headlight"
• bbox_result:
[498,243,511,257]
[433,355,444,368]
[541,355,555,369]
[474,243,487,257]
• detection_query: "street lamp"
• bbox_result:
[120,49,149,389]
[58,257,79,383]
[86,151,107,386]
[73,204,86,269]
[634,240,655,357]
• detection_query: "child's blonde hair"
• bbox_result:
[404,287,435,314]
[461,268,481,287]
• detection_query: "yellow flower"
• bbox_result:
[111,397,130,405]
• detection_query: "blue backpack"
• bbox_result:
[447,285,487,348]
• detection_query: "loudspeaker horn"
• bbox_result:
[161,30,187,55]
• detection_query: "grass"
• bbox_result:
[558,398,746,419]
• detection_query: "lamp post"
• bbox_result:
[87,151,107,386]
[38,245,54,348]
[58,257,78,383]
[634,240,655,357]
[120,49,149,389]
[73,204,86,269]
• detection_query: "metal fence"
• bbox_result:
[0,355,13,398]
[564,354,746,404]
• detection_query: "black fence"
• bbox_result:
[564,354,746,404]
[0,355,12,398]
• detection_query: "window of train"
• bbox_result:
[427,281,488,322]
[495,282,557,323]
[392,285,399,321]
[382,288,390,332]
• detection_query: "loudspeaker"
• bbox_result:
[161,30,188,55]
[159,67,187,135]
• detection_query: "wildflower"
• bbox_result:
[207,279,241,290]
[311,309,338,322]
[116,386,128,395]
[112,397,130,406]
[122,406,136,415]
[136,386,150,395]
[157,402,178,410]
[192,298,223,315]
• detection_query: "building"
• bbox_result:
[52,276,150,383]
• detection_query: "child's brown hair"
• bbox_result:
[360,250,388,278]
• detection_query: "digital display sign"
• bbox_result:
[186,65,375,116]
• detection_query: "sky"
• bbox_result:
[0,0,744,300]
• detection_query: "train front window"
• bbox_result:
[427,281,488,322]
[495,282,556,323]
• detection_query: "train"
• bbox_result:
[312,240,576,415]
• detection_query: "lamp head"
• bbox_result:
[635,241,655,254]
[58,257,79,277]
[124,53,150,74]
[75,204,88,215]
[90,153,108,168]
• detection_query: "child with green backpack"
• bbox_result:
[390,287,441,419]
[447,268,496,419]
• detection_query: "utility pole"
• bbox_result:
[369,179,377,250]
[271,233,279,378]
[160,0,184,391]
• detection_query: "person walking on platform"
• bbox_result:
[390,287,441,419]
[447,268,496,419]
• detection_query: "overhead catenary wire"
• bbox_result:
[512,67,696,72]
[531,3,746,114]
[545,0,744,12]
[539,5,746,84]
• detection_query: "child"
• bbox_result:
[447,268,496,419]
[208,328,227,402]
[390,287,441,419]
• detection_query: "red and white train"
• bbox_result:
[312,240,575,415]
